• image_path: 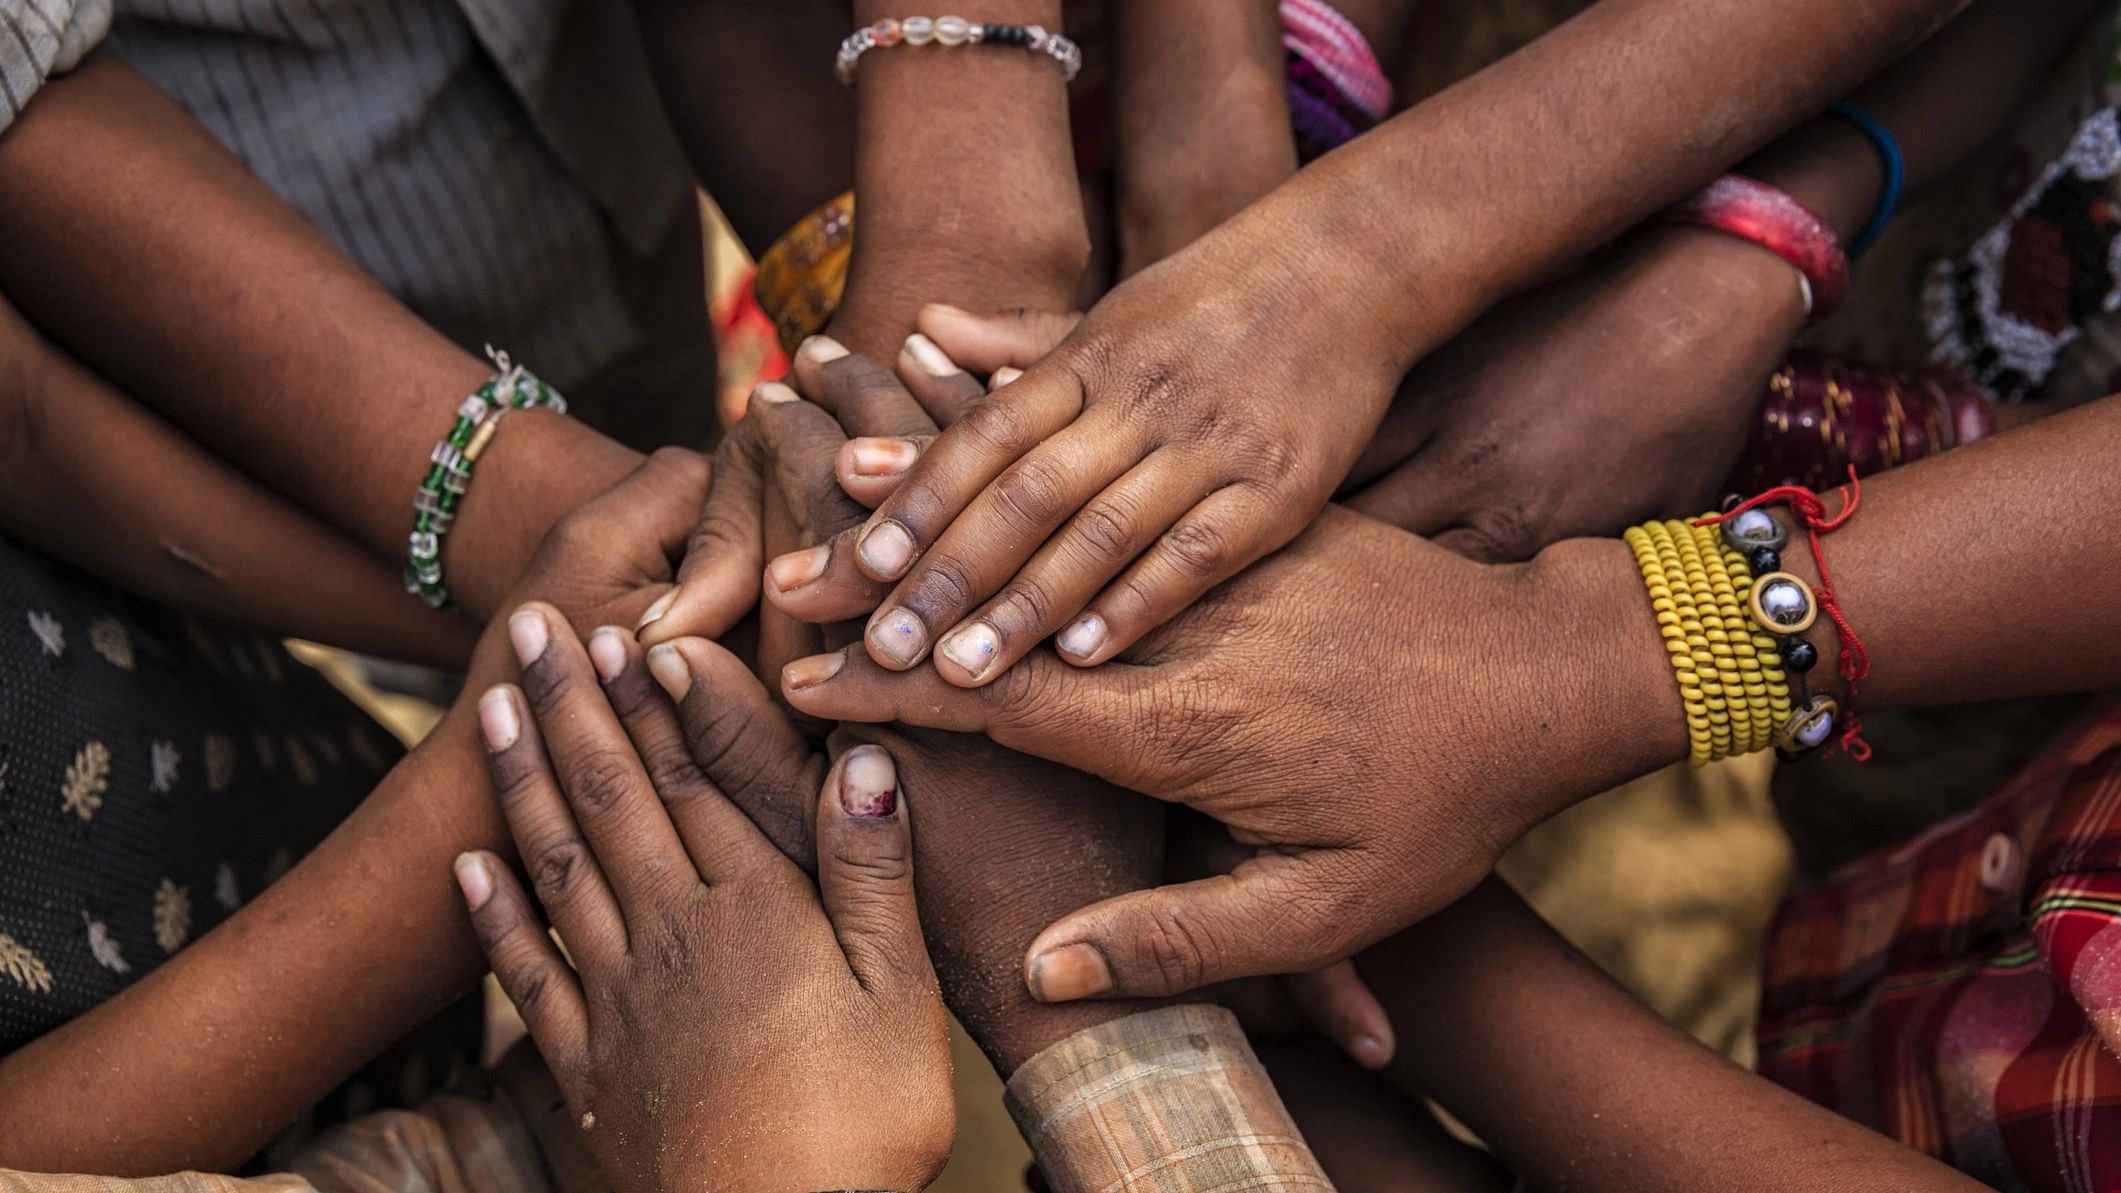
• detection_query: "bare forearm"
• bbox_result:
[1742,0,2103,241]
[0,325,475,668]
[0,55,637,619]
[0,691,501,1173]
[839,0,1087,356]
[1112,0,1293,275]
[1370,880,1985,1192]
[1262,0,1972,365]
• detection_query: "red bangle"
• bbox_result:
[1663,175,1850,322]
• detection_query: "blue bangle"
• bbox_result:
[1828,101,1903,257]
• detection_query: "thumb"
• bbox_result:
[1283,960,1394,1069]
[1022,851,1361,1002]
[815,744,933,994]
[916,303,1080,374]
[638,422,765,645]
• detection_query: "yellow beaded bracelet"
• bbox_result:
[1624,518,1792,767]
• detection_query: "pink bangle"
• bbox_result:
[1663,175,1850,322]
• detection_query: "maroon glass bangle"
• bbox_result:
[1663,175,1850,322]
[1729,348,1996,493]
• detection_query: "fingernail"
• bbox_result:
[990,366,1023,391]
[634,590,675,632]
[1349,1034,1389,1070]
[1027,943,1114,1002]
[1056,613,1107,660]
[921,302,971,321]
[938,621,1001,679]
[858,520,916,578]
[453,853,493,911]
[646,643,692,701]
[847,437,920,477]
[587,627,627,682]
[902,332,960,377]
[477,686,519,752]
[751,380,798,406]
[783,650,846,690]
[867,606,928,666]
[799,335,849,364]
[837,746,898,817]
[767,544,831,592]
[507,609,549,666]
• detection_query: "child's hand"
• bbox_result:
[823,234,1405,688]
[455,605,953,1193]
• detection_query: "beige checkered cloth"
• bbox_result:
[1006,1004,1332,1192]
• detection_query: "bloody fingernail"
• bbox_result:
[858,520,916,579]
[646,644,692,702]
[477,686,519,752]
[767,544,831,592]
[847,437,920,477]
[634,590,675,632]
[938,621,1001,680]
[799,335,849,364]
[453,852,493,911]
[751,380,798,405]
[1056,614,1107,660]
[783,650,847,690]
[1027,943,1114,1002]
[902,332,960,377]
[867,606,928,666]
[587,627,627,682]
[837,746,898,818]
[507,609,549,666]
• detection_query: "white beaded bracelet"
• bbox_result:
[835,16,1083,85]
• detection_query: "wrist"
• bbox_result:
[836,223,1089,358]
[441,411,638,620]
[1519,536,1693,799]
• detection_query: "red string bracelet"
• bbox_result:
[1695,467,1872,761]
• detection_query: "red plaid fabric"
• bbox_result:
[1759,703,2121,1190]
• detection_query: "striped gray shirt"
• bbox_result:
[2,0,694,398]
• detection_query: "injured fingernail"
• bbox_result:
[990,366,1023,391]
[902,332,960,377]
[587,627,628,682]
[1027,943,1114,1002]
[799,335,849,364]
[768,544,831,592]
[783,650,847,691]
[847,437,920,477]
[477,686,520,752]
[1056,614,1107,660]
[507,609,549,666]
[858,520,916,579]
[453,853,493,912]
[751,380,798,405]
[939,621,1001,680]
[1349,1033,1390,1070]
[837,745,899,818]
[635,590,675,632]
[646,643,692,702]
[867,606,928,666]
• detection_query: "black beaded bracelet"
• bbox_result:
[1720,509,1840,758]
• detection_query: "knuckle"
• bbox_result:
[958,393,1030,457]
[1137,903,1216,992]
[829,835,913,888]
[989,576,1055,636]
[1157,517,1230,580]
[990,454,1071,530]
[564,749,641,816]
[1461,503,1545,563]
[531,840,591,903]
[910,553,978,615]
[645,906,705,973]
[1069,499,1137,564]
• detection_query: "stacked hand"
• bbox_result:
[456,603,953,1193]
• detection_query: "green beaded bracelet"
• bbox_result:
[405,348,567,609]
